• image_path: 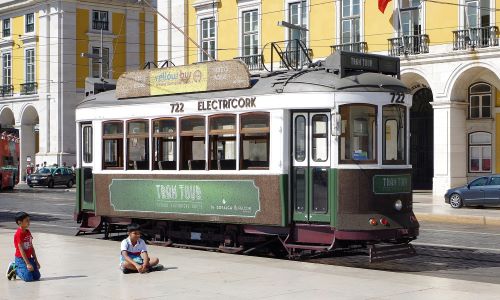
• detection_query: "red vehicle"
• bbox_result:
[0,128,20,191]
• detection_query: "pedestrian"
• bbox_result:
[43,161,46,168]
[62,162,67,167]
[120,223,162,274]
[6,212,41,282]
[35,164,39,172]
[71,164,76,171]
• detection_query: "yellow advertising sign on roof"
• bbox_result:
[116,60,251,99]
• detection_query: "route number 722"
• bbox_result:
[390,92,406,104]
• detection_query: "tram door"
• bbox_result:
[79,123,95,211]
[292,112,331,223]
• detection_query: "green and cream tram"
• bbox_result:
[75,51,419,261]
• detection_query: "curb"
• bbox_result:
[415,212,500,226]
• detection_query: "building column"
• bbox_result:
[432,100,468,200]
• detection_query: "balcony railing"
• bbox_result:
[388,34,429,56]
[92,20,109,31]
[20,82,37,95]
[234,54,264,71]
[330,42,368,53]
[453,26,499,50]
[1,85,13,97]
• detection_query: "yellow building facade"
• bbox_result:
[0,0,156,178]
[159,0,500,197]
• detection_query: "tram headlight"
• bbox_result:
[394,199,403,211]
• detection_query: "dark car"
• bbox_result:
[27,167,76,188]
[444,175,500,208]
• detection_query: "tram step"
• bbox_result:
[368,243,416,263]
[284,243,330,251]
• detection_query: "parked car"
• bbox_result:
[27,167,76,188]
[445,175,500,208]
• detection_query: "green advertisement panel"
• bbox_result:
[372,174,411,194]
[109,179,260,217]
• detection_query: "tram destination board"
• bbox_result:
[326,51,400,78]
[116,60,251,99]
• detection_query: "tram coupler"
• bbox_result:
[368,243,416,263]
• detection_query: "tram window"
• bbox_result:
[209,115,236,170]
[312,114,328,162]
[82,125,93,164]
[383,105,406,164]
[339,105,377,163]
[180,117,206,170]
[240,113,270,169]
[127,120,149,170]
[153,118,176,171]
[102,121,124,169]
[295,115,306,162]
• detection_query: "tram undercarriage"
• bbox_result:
[76,214,417,262]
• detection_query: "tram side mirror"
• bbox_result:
[331,113,341,136]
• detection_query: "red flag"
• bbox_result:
[378,0,392,13]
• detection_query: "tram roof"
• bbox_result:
[77,67,409,109]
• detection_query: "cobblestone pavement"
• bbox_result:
[2,186,500,285]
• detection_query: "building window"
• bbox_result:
[400,0,422,36]
[3,19,10,37]
[2,53,11,86]
[240,112,270,169]
[92,47,110,79]
[200,18,215,62]
[209,114,237,170]
[180,117,206,170]
[25,49,35,83]
[242,10,258,57]
[102,121,124,170]
[469,132,491,172]
[25,13,34,33]
[92,10,109,31]
[465,0,490,28]
[469,83,491,119]
[341,0,360,44]
[153,118,177,171]
[288,1,307,44]
[127,120,149,170]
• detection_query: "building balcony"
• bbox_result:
[92,20,109,31]
[330,42,367,53]
[388,34,429,56]
[233,54,264,71]
[453,26,499,50]
[20,82,37,95]
[1,85,13,97]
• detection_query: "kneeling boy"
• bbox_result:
[120,223,162,274]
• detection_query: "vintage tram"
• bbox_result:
[75,51,419,261]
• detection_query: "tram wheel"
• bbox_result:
[449,193,463,208]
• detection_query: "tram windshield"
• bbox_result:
[339,105,377,163]
[383,105,406,164]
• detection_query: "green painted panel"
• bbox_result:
[109,179,260,217]
[75,168,81,213]
[279,174,288,226]
[373,174,411,194]
[329,168,338,227]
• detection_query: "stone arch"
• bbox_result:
[401,69,432,94]
[19,105,39,181]
[0,106,15,128]
[446,63,500,102]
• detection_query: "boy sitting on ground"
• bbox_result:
[120,223,162,274]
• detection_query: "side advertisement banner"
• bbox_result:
[372,174,411,194]
[109,179,260,217]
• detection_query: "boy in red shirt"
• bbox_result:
[6,212,41,281]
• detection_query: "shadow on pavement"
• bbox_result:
[41,275,88,281]
[0,211,63,224]
[309,245,500,284]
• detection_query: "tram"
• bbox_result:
[75,51,419,261]
[0,128,20,191]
